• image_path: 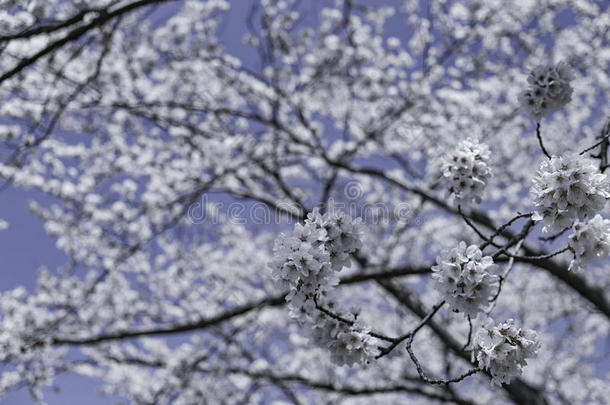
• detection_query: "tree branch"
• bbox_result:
[0,0,178,86]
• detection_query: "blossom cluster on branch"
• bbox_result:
[568,214,610,272]
[442,138,492,205]
[270,208,375,366]
[531,153,609,233]
[472,318,540,386]
[431,242,498,317]
[518,62,574,120]
[0,287,65,401]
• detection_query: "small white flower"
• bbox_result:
[568,215,610,271]
[442,138,492,205]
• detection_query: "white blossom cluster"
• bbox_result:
[531,153,609,232]
[431,242,498,317]
[442,138,492,205]
[568,215,610,272]
[518,62,574,120]
[0,287,66,402]
[0,287,55,361]
[270,208,374,366]
[473,319,540,386]
[309,308,374,366]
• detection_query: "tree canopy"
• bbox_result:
[0,1,608,404]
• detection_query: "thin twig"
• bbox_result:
[376,301,445,359]
[458,205,502,248]
[500,246,569,261]
[491,219,535,260]
[313,295,395,343]
[536,121,551,159]
[579,131,610,155]
[405,335,482,384]
[538,227,570,242]
[480,212,533,250]
[488,240,523,313]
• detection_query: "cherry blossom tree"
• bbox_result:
[0,0,608,404]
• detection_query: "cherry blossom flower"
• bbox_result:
[518,62,574,120]
[568,215,610,271]
[473,318,540,386]
[431,242,498,317]
[531,153,609,232]
[442,138,492,205]
[270,208,373,365]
